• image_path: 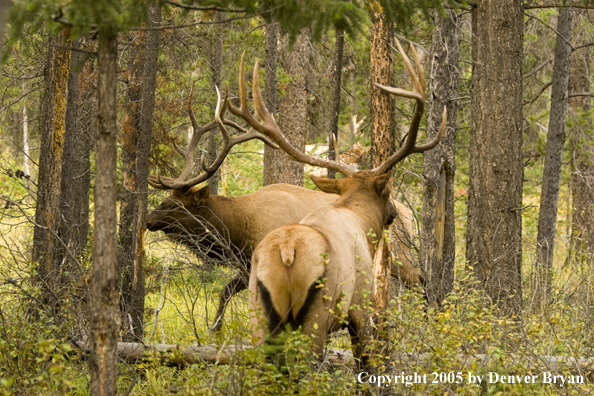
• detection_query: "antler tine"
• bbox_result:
[371,38,445,175]
[148,81,220,190]
[228,52,358,177]
[202,86,280,174]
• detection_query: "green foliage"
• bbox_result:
[7,0,154,40]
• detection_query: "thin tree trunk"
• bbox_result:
[327,30,344,180]
[467,0,524,315]
[420,9,461,306]
[369,10,394,326]
[133,3,160,339]
[22,81,30,181]
[32,33,72,311]
[119,29,145,341]
[535,7,574,308]
[90,30,120,396]
[119,4,160,342]
[263,22,279,186]
[268,30,310,186]
[569,41,594,261]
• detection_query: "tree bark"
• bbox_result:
[467,0,524,315]
[535,8,574,307]
[90,30,120,396]
[263,22,279,186]
[32,33,72,311]
[58,38,94,277]
[266,30,310,186]
[369,11,394,326]
[369,11,395,170]
[327,30,344,180]
[420,9,460,306]
[119,29,145,341]
[568,41,594,261]
[208,11,224,195]
[119,4,161,342]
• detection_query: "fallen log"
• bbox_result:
[73,341,594,374]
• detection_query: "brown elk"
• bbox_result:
[229,41,446,364]
[147,89,425,334]
[147,173,423,333]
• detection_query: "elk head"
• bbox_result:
[146,85,278,258]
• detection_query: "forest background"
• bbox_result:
[0,0,594,394]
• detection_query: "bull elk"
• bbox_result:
[229,40,446,365]
[147,90,425,335]
[148,184,423,332]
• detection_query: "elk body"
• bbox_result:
[228,41,445,364]
[250,173,395,362]
[146,182,423,332]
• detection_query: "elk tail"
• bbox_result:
[255,225,329,335]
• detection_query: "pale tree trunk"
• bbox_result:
[267,30,310,186]
[420,9,460,306]
[90,30,120,396]
[327,30,344,180]
[369,11,394,325]
[467,0,524,315]
[534,7,574,309]
[22,81,30,181]
[568,39,594,262]
[263,22,279,186]
[32,33,72,311]
[208,11,224,194]
[119,4,160,342]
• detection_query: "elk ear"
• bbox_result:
[373,173,392,196]
[311,175,342,195]
[191,185,210,204]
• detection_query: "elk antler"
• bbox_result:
[148,84,279,191]
[370,38,447,175]
[228,53,359,177]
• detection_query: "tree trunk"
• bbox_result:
[369,11,394,325]
[208,11,224,195]
[327,30,344,180]
[568,41,594,261]
[263,22,279,186]
[467,0,524,315]
[369,11,395,170]
[266,30,310,186]
[420,9,461,306]
[32,33,72,311]
[534,7,574,308]
[119,29,145,341]
[58,38,94,277]
[90,30,120,396]
[119,4,161,342]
